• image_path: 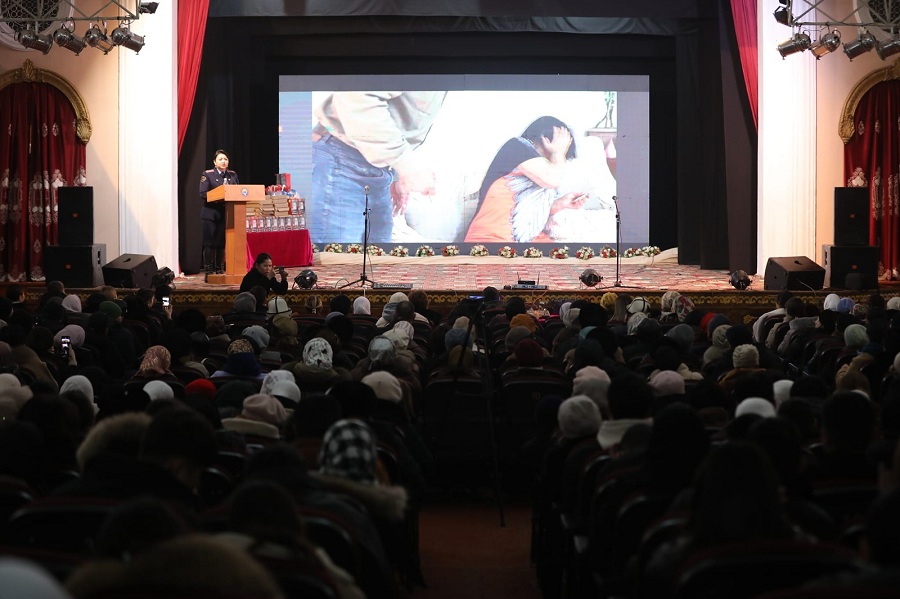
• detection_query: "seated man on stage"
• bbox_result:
[240,253,288,294]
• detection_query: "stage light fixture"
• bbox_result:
[295,269,318,289]
[876,35,900,60]
[140,2,160,14]
[729,270,752,290]
[579,268,602,288]
[773,6,791,26]
[84,24,115,54]
[151,267,175,288]
[777,32,811,58]
[843,31,876,60]
[15,29,53,54]
[809,30,841,59]
[53,23,87,55]
[111,25,145,54]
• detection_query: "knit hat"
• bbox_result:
[844,323,869,349]
[627,296,651,314]
[319,418,378,484]
[773,379,793,408]
[143,380,174,402]
[99,300,122,319]
[242,393,288,426]
[649,370,685,397]
[558,395,602,439]
[266,297,291,315]
[352,296,371,315]
[233,292,257,313]
[227,338,255,355]
[271,313,298,337]
[735,397,776,418]
[732,344,760,368]
[270,380,301,406]
[836,298,855,314]
[185,378,217,400]
[510,313,537,333]
[382,327,410,351]
[700,312,716,335]
[303,337,333,369]
[242,326,270,352]
[362,371,404,403]
[599,292,618,311]
[61,294,82,313]
[514,338,544,367]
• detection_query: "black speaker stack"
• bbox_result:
[823,187,878,290]
[44,187,106,287]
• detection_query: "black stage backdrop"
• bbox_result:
[178,0,756,275]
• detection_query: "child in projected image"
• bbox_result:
[464,116,589,243]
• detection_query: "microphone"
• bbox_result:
[612,195,618,203]
[364,185,370,194]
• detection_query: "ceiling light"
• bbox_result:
[809,30,841,58]
[773,6,791,26]
[53,23,87,55]
[844,31,877,60]
[15,30,53,54]
[579,268,602,288]
[111,26,145,54]
[84,24,114,54]
[139,2,160,14]
[876,35,900,60]
[777,32,811,58]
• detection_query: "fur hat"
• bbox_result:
[270,380,301,406]
[558,395,602,439]
[242,393,288,426]
[362,371,403,403]
[649,370,685,397]
[266,297,291,315]
[735,397,776,418]
[304,295,323,314]
[732,344,759,368]
[627,296,651,314]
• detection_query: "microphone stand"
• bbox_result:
[613,195,623,287]
[340,186,377,289]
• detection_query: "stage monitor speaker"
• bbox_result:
[102,254,158,289]
[834,187,868,246]
[58,187,93,246]
[44,244,106,288]
[763,256,825,291]
[822,244,879,290]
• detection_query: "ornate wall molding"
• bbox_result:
[839,58,900,144]
[0,59,92,143]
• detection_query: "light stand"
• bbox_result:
[340,185,378,289]
[613,195,623,287]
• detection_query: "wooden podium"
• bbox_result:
[206,184,264,285]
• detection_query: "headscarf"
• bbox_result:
[558,395,602,439]
[627,312,648,336]
[773,379,794,408]
[674,295,695,322]
[735,397,776,418]
[303,337,333,369]
[732,344,759,368]
[233,292,257,314]
[319,418,378,484]
[241,393,288,426]
[823,293,841,311]
[844,323,869,349]
[135,345,172,377]
[61,294,82,313]
[383,327,410,351]
[666,324,695,354]
[443,328,470,352]
[660,291,681,314]
[143,380,175,402]
[505,326,533,352]
[562,307,581,329]
[836,298,855,314]
[362,371,403,403]
[368,336,396,365]
[260,370,296,396]
[99,300,122,319]
[54,324,85,349]
[353,296,371,315]
[887,296,900,311]
[379,292,409,324]
[558,302,572,323]
[241,325,270,352]
[510,314,537,334]
[60,374,94,404]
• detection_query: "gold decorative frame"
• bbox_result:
[839,58,900,144]
[0,59,91,143]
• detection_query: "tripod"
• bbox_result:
[613,195,623,287]
[340,186,378,289]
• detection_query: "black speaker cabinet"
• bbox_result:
[102,254,158,289]
[822,244,879,290]
[763,256,825,291]
[58,187,93,246]
[834,187,869,246]
[44,244,106,288]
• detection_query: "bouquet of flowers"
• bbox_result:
[367,245,384,256]
[442,245,460,257]
[498,245,517,258]
[390,246,409,257]
[469,244,489,257]
[523,247,543,258]
[346,243,362,254]
[600,245,617,258]
[416,245,435,257]
[311,244,319,253]
[575,246,595,260]
[623,247,637,258]
[637,245,661,257]
[550,246,569,259]
[324,243,343,253]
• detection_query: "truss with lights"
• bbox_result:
[775,0,900,61]
[0,1,157,55]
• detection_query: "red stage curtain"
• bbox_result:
[843,80,900,278]
[177,0,210,153]
[729,0,758,129]
[0,82,86,281]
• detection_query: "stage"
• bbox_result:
[109,248,893,324]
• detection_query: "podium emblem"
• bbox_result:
[241,187,249,196]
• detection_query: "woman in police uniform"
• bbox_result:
[199,149,239,275]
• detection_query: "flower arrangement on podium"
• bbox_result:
[638,245,661,257]
[311,244,319,253]
[575,246,595,260]
[416,245,435,257]
[324,243,343,253]
[469,244,489,257]
[442,245,459,257]
[523,247,543,258]
[367,245,384,256]
[550,246,569,259]
[390,246,409,257]
[346,243,362,254]
[600,245,617,258]
[623,247,637,258]
[498,245,517,258]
